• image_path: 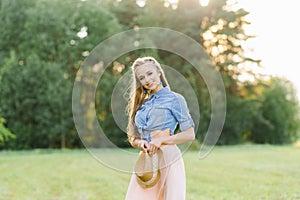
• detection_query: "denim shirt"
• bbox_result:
[134,86,195,142]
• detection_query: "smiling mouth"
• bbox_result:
[147,83,153,87]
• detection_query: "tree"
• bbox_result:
[0,0,35,67]
[104,0,262,144]
[0,53,73,148]
[0,115,15,147]
[0,0,122,149]
[250,77,300,144]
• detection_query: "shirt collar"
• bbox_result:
[150,86,170,99]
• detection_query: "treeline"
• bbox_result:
[0,0,299,149]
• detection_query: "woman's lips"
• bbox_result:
[147,83,153,88]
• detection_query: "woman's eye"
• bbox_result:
[148,72,153,76]
[139,77,144,81]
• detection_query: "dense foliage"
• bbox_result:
[0,0,299,149]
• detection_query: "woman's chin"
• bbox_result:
[144,83,160,92]
[146,85,155,91]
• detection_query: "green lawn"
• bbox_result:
[0,145,299,200]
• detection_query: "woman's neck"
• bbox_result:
[151,85,163,94]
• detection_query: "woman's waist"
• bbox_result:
[149,129,171,139]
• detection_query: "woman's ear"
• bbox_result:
[155,67,161,76]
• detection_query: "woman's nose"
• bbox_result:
[145,76,150,82]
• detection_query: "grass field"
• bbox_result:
[0,145,299,200]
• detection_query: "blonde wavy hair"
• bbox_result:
[126,56,170,144]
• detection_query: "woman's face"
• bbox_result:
[135,64,163,94]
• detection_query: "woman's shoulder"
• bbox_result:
[166,91,187,108]
[170,90,185,101]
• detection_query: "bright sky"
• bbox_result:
[236,0,300,101]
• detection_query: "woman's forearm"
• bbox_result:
[131,138,141,149]
[162,127,195,145]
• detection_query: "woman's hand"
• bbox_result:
[137,139,149,153]
[148,128,171,157]
[147,143,159,157]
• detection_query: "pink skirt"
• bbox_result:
[125,145,186,200]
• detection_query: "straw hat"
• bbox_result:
[134,151,162,188]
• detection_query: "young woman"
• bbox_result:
[125,56,195,200]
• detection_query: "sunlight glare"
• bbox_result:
[136,0,146,7]
[211,25,218,33]
[77,26,88,39]
[165,0,178,9]
[203,30,213,40]
[171,4,178,9]
[199,0,209,7]
[211,46,219,56]
[82,51,89,57]
[238,73,255,82]
[168,0,179,4]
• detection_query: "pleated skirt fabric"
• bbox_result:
[125,145,186,200]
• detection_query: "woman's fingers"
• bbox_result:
[139,140,149,153]
[143,141,150,149]
[147,143,159,156]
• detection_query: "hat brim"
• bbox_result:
[134,151,162,188]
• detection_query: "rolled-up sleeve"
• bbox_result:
[171,94,195,131]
